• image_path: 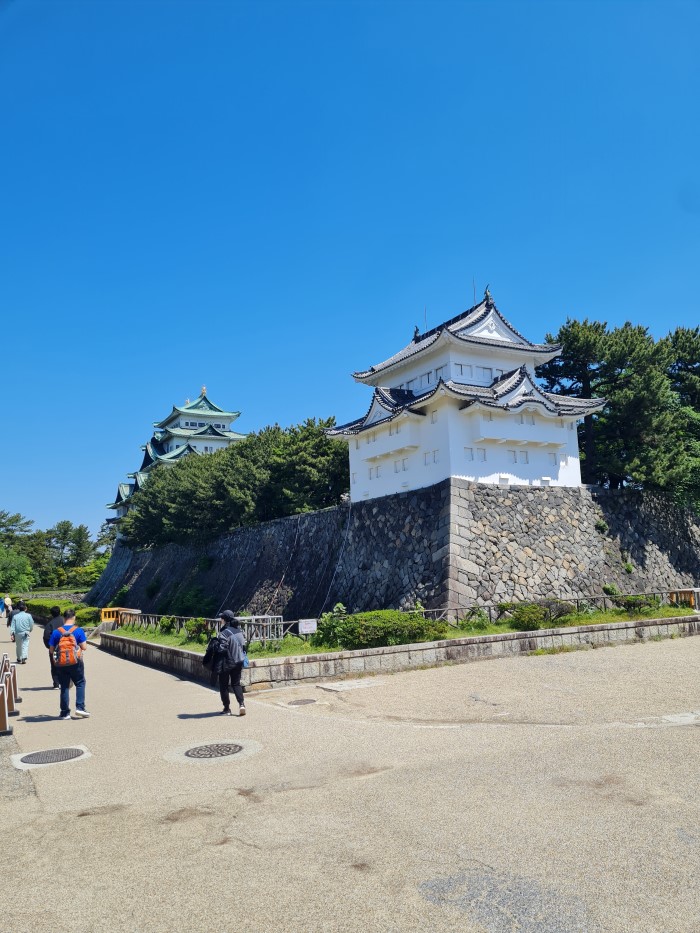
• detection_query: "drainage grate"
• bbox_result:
[20,747,85,766]
[288,699,316,706]
[184,743,243,760]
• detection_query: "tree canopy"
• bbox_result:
[121,417,349,548]
[539,319,700,507]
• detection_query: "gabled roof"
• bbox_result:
[353,293,560,382]
[328,367,605,436]
[157,443,197,463]
[106,482,135,509]
[159,424,246,441]
[153,391,241,428]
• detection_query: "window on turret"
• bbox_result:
[476,366,493,383]
[420,371,432,388]
[482,411,493,422]
[547,452,557,467]
[465,447,474,461]
[394,459,409,473]
[516,413,535,426]
[455,363,473,379]
[431,410,438,423]
[476,448,486,461]
[507,449,516,463]
[352,472,357,484]
[518,450,529,464]
[389,422,400,436]
[406,379,415,391]
[435,366,445,381]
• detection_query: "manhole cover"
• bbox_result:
[184,743,243,759]
[288,699,316,706]
[20,747,85,766]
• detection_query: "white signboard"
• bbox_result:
[298,619,317,635]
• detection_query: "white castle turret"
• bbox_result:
[329,291,605,502]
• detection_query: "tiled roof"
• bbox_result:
[154,392,241,428]
[353,295,560,379]
[329,367,605,436]
[106,482,135,509]
[161,424,245,440]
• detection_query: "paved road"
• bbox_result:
[1,625,699,933]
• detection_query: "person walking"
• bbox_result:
[4,596,13,627]
[10,600,34,663]
[214,610,247,717]
[43,605,63,688]
[48,608,90,720]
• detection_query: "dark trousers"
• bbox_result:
[55,661,86,715]
[49,653,60,687]
[218,663,244,710]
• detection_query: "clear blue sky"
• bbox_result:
[1,0,698,535]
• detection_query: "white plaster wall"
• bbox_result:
[348,401,583,502]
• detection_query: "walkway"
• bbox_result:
[1,624,700,932]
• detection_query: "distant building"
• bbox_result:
[329,291,605,502]
[106,388,245,525]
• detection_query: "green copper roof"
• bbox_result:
[161,424,246,440]
[107,482,135,509]
[153,391,241,428]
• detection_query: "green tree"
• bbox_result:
[68,524,95,568]
[0,546,35,591]
[95,521,118,555]
[539,319,608,481]
[0,510,34,547]
[48,520,76,568]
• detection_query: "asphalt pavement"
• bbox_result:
[1,623,699,933]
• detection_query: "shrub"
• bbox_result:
[623,562,634,574]
[75,606,101,628]
[612,594,660,613]
[184,617,211,642]
[169,586,215,618]
[509,604,546,631]
[159,615,177,634]
[311,603,347,647]
[315,609,448,651]
[594,519,609,534]
[602,583,620,596]
[495,602,516,621]
[457,608,490,631]
[538,599,576,624]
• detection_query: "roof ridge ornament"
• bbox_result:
[201,385,207,396]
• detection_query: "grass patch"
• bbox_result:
[108,605,692,658]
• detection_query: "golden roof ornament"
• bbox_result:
[201,385,207,396]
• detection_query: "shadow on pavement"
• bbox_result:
[21,686,56,692]
[19,715,64,723]
[177,712,223,719]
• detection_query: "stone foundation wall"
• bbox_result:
[89,481,700,616]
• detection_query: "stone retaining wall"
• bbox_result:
[100,615,700,689]
[89,481,700,617]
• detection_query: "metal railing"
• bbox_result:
[114,610,285,645]
[415,588,700,626]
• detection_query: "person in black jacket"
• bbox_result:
[212,610,247,717]
[43,605,63,688]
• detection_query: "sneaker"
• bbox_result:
[220,708,231,715]
[239,706,246,717]
[59,713,71,721]
[74,708,91,718]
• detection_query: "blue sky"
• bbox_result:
[1,0,699,535]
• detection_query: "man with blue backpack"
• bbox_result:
[48,608,90,721]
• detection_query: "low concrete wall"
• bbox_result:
[100,615,700,689]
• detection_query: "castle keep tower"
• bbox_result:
[106,388,245,525]
[329,292,605,502]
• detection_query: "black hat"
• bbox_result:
[220,610,236,623]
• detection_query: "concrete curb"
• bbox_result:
[99,614,700,689]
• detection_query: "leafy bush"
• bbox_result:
[75,606,101,628]
[169,586,215,618]
[184,617,211,643]
[594,519,609,534]
[457,608,490,631]
[159,615,177,634]
[314,609,448,651]
[612,594,660,613]
[509,604,546,631]
[623,562,634,574]
[312,603,347,647]
[495,602,516,621]
[602,583,620,596]
[538,599,576,624]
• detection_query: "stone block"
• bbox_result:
[302,661,321,679]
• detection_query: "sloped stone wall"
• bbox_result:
[89,481,700,617]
